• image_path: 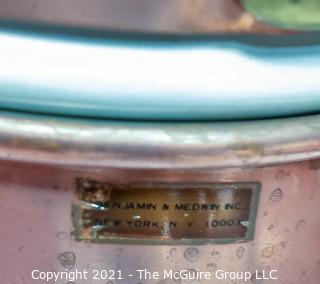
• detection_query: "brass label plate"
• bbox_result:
[73,179,260,244]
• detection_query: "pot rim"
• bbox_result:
[0,110,319,169]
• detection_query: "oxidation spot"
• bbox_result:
[58,251,76,269]
[295,220,306,232]
[184,247,199,263]
[17,246,25,252]
[261,245,274,258]
[276,170,286,181]
[269,188,283,205]
[211,251,220,260]
[236,246,245,258]
[56,231,67,240]
[251,271,263,284]
[106,281,113,284]
[268,224,275,231]
[31,1,39,9]
[0,172,13,184]
[309,159,320,170]
[261,242,286,258]
[317,260,320,266]
[207,263,217,271]
[169,248,177,257]
[115,248,123,256]
[263,211,268,217]
[274,241,286,254]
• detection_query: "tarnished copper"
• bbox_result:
[0,0,288,34]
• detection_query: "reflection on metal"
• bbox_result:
[242,0,320,30]
[73,179,260,244]
[0,111,319,168]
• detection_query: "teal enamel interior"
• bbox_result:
[0,26,320,121]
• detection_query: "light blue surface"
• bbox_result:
[0,28,320,120]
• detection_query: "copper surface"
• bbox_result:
[0,0,286,34]
[0,159,319,283]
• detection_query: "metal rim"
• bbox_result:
[0,110,319,169]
